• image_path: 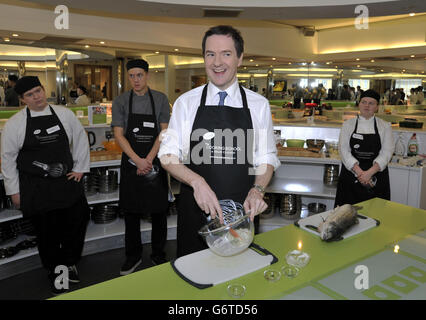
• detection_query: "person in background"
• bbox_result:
[158,25,280,257]
[349,87,356,101]
[408,88,417,105]
[334,89,394,207]
[416,86,424,105]
[4,75,20,106]
[69,82,78,99]
[354,86,363,105]
[0,84,5,106]
[293,83,304,108]
[75,85,91,105]
[112,59,170,275]
[326,88,335,100]
[341,84,351,100]
[0,76,90,295]
[102,82,107,99]
[399,88,405,102]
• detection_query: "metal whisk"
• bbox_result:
[206,199,245,225]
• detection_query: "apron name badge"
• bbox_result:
[352,133,363,140]
[46,125,60,135]
[133,127,140,133]
[143,122,155,128]
[33,129,41,135]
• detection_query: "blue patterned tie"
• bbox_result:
[218,91,227,106]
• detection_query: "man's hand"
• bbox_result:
[66,172,84,182]
[11,193,20,209]
[243,188,268,221]
[134,157,153,175]
[190,178,223,224]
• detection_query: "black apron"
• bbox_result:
[177,84,255,257]
[16,106,85,217]
[119,89,168,214]
[334,116,390,207]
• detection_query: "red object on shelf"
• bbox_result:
[304,103,318,108]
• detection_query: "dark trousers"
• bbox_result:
[124,210,167,260]
[30,197,90,272]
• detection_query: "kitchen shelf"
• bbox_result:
[0,209,23,223]
[86,191,119,205]
[0,214,179,268]
[89,159,121,168]
[266,177,337,198]
[279,156,341,165]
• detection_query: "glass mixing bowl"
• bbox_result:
[198,210,254,257]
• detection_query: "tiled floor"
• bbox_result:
[0,240,177,300]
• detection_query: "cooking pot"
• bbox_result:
[307,202,326,214]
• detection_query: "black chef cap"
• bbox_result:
[126,59,149,72]
[360,89,380,104]
[14,76,42,95]
[78,85,88,94]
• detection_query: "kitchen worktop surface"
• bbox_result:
[53,198,426,300]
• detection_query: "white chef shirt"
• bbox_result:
[75,94,91,105]
[339,115,394,172]
[158,80,281,170]
[1,104,91,195]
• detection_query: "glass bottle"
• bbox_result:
[394,132,405,156]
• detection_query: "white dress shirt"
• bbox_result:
[158,80,281,170]
[1,105,91,195]
[339,115,394,172]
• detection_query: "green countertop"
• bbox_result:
[53,198,426,300]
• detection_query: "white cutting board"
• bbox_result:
[295,210,379,241]
[171,244,277,289]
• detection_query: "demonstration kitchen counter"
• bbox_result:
[53,198,426,300]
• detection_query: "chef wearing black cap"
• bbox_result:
[112,59,170,275]
[0,76,90,294]
[335,89,394,207]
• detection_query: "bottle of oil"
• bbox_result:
[407,133,418,157]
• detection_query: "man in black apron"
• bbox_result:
[335,89,391,207]
[112,59,170,275]
[159,26,279,257]
[1,76,90,295]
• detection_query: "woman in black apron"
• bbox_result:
[119,88,169,271]
[176,84,257,257]
[335,90,391,207]
[17,105,89,287]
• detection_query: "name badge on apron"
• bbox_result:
[46,125,60,135]
[352,133,363,140]
[143,122,155,128]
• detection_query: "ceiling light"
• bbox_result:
[249,59,254,62]
[100,41,105,44]
[243,67,247,69]
[270,65,273,67]
[85,45,90,48]
[357,65,360,67]
[288,62,292,65]
[356,58,360,61]
[4,38,10,42]
[255,64,259,67]
[326,62,331,65]
[272,57,276,61]
[402,69,406,72]
[12,34,19,37]
[301,62,307,66]
[370,59,375,62]
[174,48,179,52]
[409,13,415,16]
[410,55,415,58]
[381,69,384,72]
[155,51,160,54]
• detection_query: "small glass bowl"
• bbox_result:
[282,265,300,278]
[227,284,246,298]
[264,269,282,282]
